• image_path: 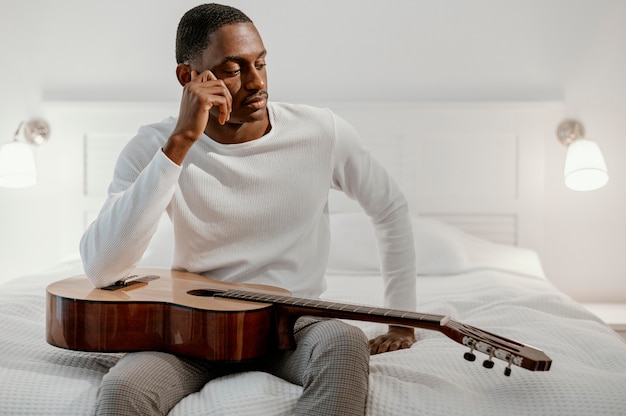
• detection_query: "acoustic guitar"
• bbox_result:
[46,268,552,376]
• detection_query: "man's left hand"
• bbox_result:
[369,326,416,355]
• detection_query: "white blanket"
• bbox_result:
[2,261,626,415]
[2,217,626,415]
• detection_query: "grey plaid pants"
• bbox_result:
[95,317,370,416]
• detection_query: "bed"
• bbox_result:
[1,101,626,415]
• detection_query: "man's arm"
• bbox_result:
[79,145,182,288]
[330,112,417,354]
[367,203,417,354]
[81,69,232,288]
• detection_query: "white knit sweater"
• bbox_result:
[80,102,416,310]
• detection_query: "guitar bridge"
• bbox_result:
[101,274,160,291]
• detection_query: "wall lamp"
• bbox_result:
[556,119,608,191]
[0,119,50,188]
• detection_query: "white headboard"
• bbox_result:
[42,101,563,257]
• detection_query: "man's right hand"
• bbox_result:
[163,69,232,165]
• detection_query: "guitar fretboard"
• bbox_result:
[217,289,449,329]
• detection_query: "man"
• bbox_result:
[80,3,416,415]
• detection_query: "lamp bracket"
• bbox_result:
[556,119,585,146]
[22,118,50,145]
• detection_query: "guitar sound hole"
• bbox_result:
[187,289,221,297]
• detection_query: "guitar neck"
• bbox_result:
[217,288,449,330]
[216,288,552,374]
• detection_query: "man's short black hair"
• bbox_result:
[176,3,253,64]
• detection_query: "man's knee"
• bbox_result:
[305,319,369,359]
[96,372,161,416]
[95,352,210,416]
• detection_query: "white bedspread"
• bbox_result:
[1,257,626,415]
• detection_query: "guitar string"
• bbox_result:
[220,289,445,324]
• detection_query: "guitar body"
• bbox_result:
[47,268,290,362]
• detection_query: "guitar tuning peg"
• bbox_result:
[464,351,476,362]
[482,348,495,369]
[504,354,514,377]
[464,340,476,362]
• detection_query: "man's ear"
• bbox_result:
[176,63,192,86]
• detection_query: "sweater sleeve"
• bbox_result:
[79,130,182,288]
[330,112,417,311]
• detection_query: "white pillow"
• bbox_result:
[327,212,545,278]
[326,212,381,273]
[326,212,467,275]
[413,217,470,275]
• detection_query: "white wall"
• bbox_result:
[543,1,626,301]
[0,0,624,301]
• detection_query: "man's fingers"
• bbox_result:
[201,71,231,124]
[369,338,391,354]
[186,70,232,125]
[369,335,415,355]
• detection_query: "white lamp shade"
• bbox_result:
[563,139,608,191]
[0,141,37,188]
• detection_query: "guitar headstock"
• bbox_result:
[441,318,552,376]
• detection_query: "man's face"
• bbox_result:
[196,22,269,125]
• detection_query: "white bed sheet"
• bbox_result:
[171,270,626,416]
[2,258,626,415]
